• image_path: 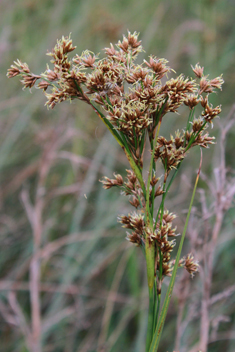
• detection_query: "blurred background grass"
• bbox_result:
[1,0,235,351]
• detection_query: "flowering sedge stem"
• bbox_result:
[7,33,223,352]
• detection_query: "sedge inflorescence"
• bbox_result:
[8,31,223,284]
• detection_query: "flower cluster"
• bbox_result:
[8,33,223,170]
[8,32,223,286]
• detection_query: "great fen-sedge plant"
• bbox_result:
[8,32,223,351]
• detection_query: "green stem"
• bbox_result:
[146,285,155,351]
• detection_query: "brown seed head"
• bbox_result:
[118,215,133,229]
[7,59,30,78]
[209,75,224,90]
[7,65,21,78]
[126,231,142,246]
[191,63,204,78]
[144,56,170,79]
[129,196,140,208]
[162,210,177,224]
[183,253,199,277]
[127,31,142,49]
[117,31,142,55]
[104,43,118,57]
[80,51,97,68]
[199,77,213,94]
[44,88,69,109]
[20,74,41,89]
[45,69,58,81]
[38,80,50,91]
[184,94,200,109]
[100,174,123,189]
[154,185,164,198]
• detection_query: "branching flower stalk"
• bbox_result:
[8,32,223,351]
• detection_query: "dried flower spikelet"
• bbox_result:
[192,117,205,133]
[161,261,174,277]
[124,169,137,190]
[129,213,145,234]
[201,96,222,124]
[7,59,32,81]
[108,100,151,140]
[199,76,213,94]
[118,214,133,229]
[129,196,140,208]
[126,231,142,246]
[44,87,69,109]
[7,65,20,78]
[104,43,118,57]
[156,222,178,240]
[209,75,224,90]
[173,130,184,149]
[154,226,177,248]
[161,74,197,113]
[117,31,142,56]
[80,50,97,68]
[162,210,177,224]
[126,65,149,84]
[37,80,50,91]
[203,104,222,123]
[186,128,215,149]
[134,84,160,104]
[45,35,75,77]
[64,69,87,88]
[184,94,200,109]
[47,34,76,59]
[7,62,22,78]
[162,239,176,253]
[155,136,171,150]
[199,133,215,148]
[144,56,171,79]
[118,212,144,234]
[191,63,204,78]
[20,73,41,89]
[42,67,58,81]
[150,174,160,187]
[154,136,186,175]
[120,213,145,246]
[127,31,142,49]
[200,95,208,108]
[100,174,123,189]
[117,35,129,53]
[86,69,107,92]
[154,186,164,198]
[183,253,199,277]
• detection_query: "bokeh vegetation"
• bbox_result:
[1,1,235,351]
